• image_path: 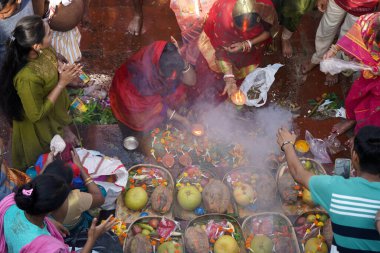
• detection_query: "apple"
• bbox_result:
[303,160,312,171]
[319,214,329,222]
[233,183,256,206]
[177,185,202,211]
[149,218,159,229]
[305,238,328,253]
[302,189,315,207]
[158,241,183,253]
[132,224,142,235]
[124,187,148,211]
[250,235,273,253]
[214,235,240,253]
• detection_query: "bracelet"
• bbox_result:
[281,141,294,152]
[182,63,191,73]
[84,177,92,183]
[223,74,235,81]
[330,44,339,54]
[169,110,176,120]
[85,179,94,186]
[246,40,252,51]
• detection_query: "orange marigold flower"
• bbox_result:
[137,168,143,174]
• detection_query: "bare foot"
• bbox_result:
[324,73,338,86]
[301,61,318,74]
[331,120,356,136]
[128,15,143,36]
[281,38,293,58]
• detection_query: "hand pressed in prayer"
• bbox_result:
[59,63,82,86]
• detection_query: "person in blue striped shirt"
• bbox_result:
[277,125,380,253]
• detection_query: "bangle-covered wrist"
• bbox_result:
[281,141,294,152]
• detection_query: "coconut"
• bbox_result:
[185,226,209,253]
[202,179,230,213]
[151,185,173,214]
[278,173,298,203]
[256,173,277,209]
[124,234,151,253]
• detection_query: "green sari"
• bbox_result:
[12,47,72,169]
[273,0,316,32]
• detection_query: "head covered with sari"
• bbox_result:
[201,0,278,77]
[109,41,188,131]
[338,13,380,69]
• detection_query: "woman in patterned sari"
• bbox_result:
[189,0,278,104]
[326,13,380,143]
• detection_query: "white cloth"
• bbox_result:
[50,135,66,156]
[311,0,357,64]
[75,148,128,210]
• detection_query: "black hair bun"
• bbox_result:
[14,182,35,212]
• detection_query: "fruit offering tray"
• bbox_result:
[242,212,300,253]
[223,167,278,218]
[276,158,327,215]
[293,211,333,253]
[185,214,246,253]
[124,216,185,253]
[147,124,247,170]
[173,166,234,221]
[116,164,175,224]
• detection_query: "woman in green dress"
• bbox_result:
[0,15,82,169]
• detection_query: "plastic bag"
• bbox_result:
[320,58,372,75]
[305,131,331,164]
[240,63,283,107]
[325,133,346,155]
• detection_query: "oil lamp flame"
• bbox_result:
[191,124,204,137]
[231,90,246,106]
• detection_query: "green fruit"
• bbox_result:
[306,214,316,223]
[157,241,183,253]
[305,238,328,253]
[250,235,273,253]
[141,229,150,236]
[319,214,328,222]
[214,235,240,253]
[177,185,202,211]
[124,187,148,211]
[138,223,154,232]
[303,161,312,171]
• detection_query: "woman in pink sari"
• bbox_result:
[326,13,380,142]
[0,174,116,253]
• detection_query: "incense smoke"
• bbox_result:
[199,103,293,168]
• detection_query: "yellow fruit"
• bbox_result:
[124,187,148,211]
[295,140,310,153]
[302,189,315,207]
[214,235,240,253]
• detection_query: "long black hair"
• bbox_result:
[0,15,45,123]
[15,174,70,215]
[44,159,74,185]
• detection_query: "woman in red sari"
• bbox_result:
[190,0,278,103]
[326,13,380,143]
[109,41,196,139]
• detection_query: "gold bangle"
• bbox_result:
[84,177,92,183]
[85,179,94,185]
[182,63,191,73]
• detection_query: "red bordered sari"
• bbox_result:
[189,0,278,104]
[337,13,380,133]
[109,41,187,131]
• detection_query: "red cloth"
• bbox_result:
[345,76,380,133]
[109,41,187,131]
[334,0,377,16]
[203,0,275,68]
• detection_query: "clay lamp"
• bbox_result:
[231,90,246,106]
[191,124,205,137]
